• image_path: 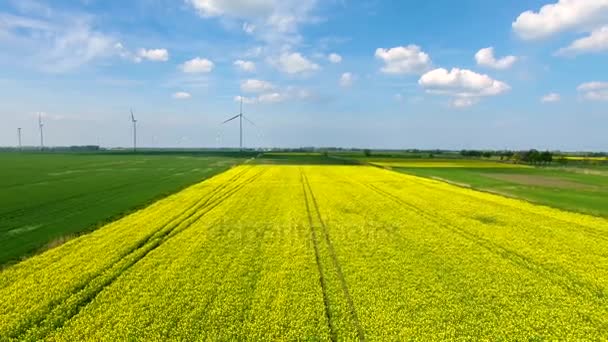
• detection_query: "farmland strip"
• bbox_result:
[302,172,366,342]
[300,169,337,342]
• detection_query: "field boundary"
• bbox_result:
[359,159,608,219]
[0,161,251,269]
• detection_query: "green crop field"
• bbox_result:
[0,152,249,266]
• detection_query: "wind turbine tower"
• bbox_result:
[17,128,22,151]
[222,97,256,151]
[38,113,44,150]
[130,109,137,152]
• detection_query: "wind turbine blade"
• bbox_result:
[222,114,241,124]
[130,109,135,122]
[242,115,257,127]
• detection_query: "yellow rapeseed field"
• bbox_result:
[1,165,608,340]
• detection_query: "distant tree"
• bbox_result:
[460,150,483,158]
[363,149,372,157]
[482,151,493,159]
[519,149,537,164]
[540,151,553,165]
[512,152,523,164]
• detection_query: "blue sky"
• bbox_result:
[1,0,607,150]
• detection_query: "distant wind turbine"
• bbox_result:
[17,127,22,151]
[130,109,137,152]
[222,97,257,151]
[38,112,44,150]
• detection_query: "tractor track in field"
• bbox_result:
[11,166,267,340]
[364,182,608,316]
[302,171,365,342]
[300,170,337,342]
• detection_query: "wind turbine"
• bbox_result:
[38,112,44,150]
[130,109,137,152]
[222,97,256,151]
[17,127,22,151]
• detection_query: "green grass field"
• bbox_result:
[362,158,608,217]
[0,152,249,266]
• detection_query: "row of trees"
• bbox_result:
[460,149,554,165]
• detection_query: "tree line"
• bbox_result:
[460,149,554,165]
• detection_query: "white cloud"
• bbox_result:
[181,57,214,73]
[578,81,608,101]
[375,45,431,75]
[234,59,256,72]
[541,93,561,103]
[258,92,285,103]
[274,52,319,74]
[578,82,608,91]
[328,53,342,63]
[187,0,317,45]
[339,72,355,87]
[172,92,192,99]
[44,23,116,72]
[512,0,608,40]
[234,95,257,104]
[234,86,311,104]
[0,11,126,72]
[450,98,478,108]
[242,22,256,34]
[241,79,274,93]
[557,26,608,55]
[419,68,510,106]
[137,48,169,62]
[188,0,277,18]
[474,47,517,69]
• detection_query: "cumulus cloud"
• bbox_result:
[419,68,510,97]
[234,59,256,72]
[328,53,342,63]
[339,72,355,87]
[273,52,319,74]
[375,45,431,75]
[419,68,510,106]
[137,48,169,62]
[556,26,608,55]
[512,0,608,40]
[172,91,192,99]
[475,47,517,69]
[241,79,275,93]
[578,81,608,101]
[541,93,561,103]
[181,57,214,73]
